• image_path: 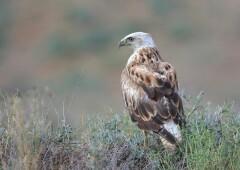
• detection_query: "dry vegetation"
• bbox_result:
[0,90,239,170]
[1,0,240,113]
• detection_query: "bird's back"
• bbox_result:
[118,32,185,151]
[121,47,185,143]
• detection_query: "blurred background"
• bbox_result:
[0,0,240,125]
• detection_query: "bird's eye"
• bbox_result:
[128,37,134,41]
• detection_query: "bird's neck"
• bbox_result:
[127,47,161,66]
[132,38,156,52]
[133,45,156,52]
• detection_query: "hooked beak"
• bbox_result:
[118,39,126,49]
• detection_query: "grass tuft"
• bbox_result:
[0,90,239,169]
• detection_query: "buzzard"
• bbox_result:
[118,32,185,151]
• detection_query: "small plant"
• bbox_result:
[0,90,239,169]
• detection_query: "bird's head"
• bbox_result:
[118,32,156,51]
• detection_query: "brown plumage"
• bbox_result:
[118,32,185,151]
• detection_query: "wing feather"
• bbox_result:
[128,64,172,98]
[121,47,185,139]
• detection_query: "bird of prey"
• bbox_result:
[118,32,185,151]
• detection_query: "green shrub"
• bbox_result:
[0,90,239,169]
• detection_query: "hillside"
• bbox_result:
[0,0,240,117]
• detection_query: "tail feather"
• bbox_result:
[154,120,182,151]
[154,127,176,145]
[164,120,182,142]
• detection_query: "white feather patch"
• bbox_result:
[164,120,182,142]
[127,53,138,65]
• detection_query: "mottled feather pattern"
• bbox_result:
[120,32,185,151]
[121,48,184,143]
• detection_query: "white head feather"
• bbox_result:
[118,32,156,51]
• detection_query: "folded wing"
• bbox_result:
[121,60,185,133]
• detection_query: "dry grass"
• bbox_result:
[0,90,239,169]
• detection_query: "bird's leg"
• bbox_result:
[142,130,148,149]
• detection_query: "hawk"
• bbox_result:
[118,32,185,151]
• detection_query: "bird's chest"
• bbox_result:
[121,70,147,106]
[122,73,143,97]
